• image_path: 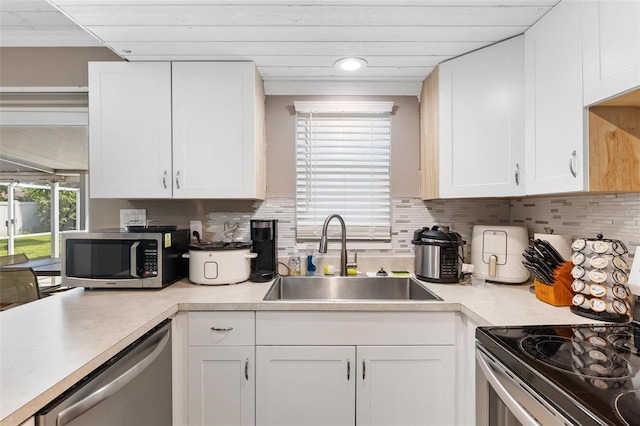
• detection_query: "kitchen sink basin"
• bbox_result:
[262,276,442,301]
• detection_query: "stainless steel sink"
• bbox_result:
[262,276,442,301]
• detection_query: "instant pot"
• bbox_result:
[411,226,465,283]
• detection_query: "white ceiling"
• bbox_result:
[1,0,559,96]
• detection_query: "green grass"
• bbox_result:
[0,235,52,259]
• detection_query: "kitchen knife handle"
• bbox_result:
[569,150,577,177]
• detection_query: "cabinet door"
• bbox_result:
[356,346,455,426]
[583,0,640,105]
[172,62,260,199]
[188,346,255,426]
[256,346,355,426]
[524,1,586,195]
[88,62,172,198]
[439,36,525,198]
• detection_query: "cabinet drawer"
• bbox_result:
[256,311,455,346]
[188,311,255,346]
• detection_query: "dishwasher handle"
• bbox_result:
[56,328,170,426]
[476,348,541,426]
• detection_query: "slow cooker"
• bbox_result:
[411,226,465,283]
[184,241,257,285]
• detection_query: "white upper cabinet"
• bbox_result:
[524,0,587,195]
[438,35,525,198]
[172,62,265,199]
[88,61,265,199]
[89,62,173,199]
[582,0,640,106]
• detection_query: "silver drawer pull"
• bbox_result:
[210,327,234,332]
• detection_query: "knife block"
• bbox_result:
[534,262,574,306]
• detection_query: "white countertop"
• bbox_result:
[0,278,604,426]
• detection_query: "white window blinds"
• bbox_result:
[294,101,393,241]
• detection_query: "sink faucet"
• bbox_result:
[319,214,357,276]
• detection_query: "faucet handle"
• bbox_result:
[346,252,358,270]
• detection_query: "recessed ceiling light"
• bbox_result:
[334,57,368,72]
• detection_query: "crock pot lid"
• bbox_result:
[189,241,252,251]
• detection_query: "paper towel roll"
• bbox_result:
[534,233,572,260]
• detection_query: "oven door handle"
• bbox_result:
[476,348,541,426]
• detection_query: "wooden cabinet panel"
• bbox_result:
[589,106,640,192]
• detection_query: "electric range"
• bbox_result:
[476,321,640,426]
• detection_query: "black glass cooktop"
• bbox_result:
[477,322,640,426]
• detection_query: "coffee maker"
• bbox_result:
[250,219,278,282]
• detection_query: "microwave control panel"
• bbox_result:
[141,240,159,276]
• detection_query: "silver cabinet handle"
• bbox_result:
[245,358,249,381]
[57,329,170,426]
[210,327,233,332]
[162,170,167,189]
[362,359,366,380]
[514,163,520,186]
[347,360,351,380]
[569,150,577,178]
[175,170,181,189]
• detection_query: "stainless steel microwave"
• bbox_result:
[62,229,189,288]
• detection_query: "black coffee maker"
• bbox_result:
[250,219,278,282]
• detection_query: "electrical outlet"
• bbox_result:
[190,220,203,241]
[120,209,146,229]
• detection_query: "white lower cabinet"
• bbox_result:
[255,345,455,426]
[186,312,256,426]
[356,346,455,426]
[255,311,457,426]
[189,346,255,426]
[182,311,458,426]
[256,346,355,426]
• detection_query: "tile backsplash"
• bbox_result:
[194,192,639,261]
[510,192,640,258]
[201,196,511,258]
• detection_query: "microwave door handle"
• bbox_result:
[130,242,141,277]
[56,329,170,426]
[476,349,541,426]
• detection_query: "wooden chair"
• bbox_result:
[0,253,29,266]
[0,267,41,310]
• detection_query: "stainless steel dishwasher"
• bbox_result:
[36,319,172,426]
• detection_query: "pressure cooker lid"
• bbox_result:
[188,241,252,251]
[411,225,463,245]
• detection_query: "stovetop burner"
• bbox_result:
[477,322,640,426]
